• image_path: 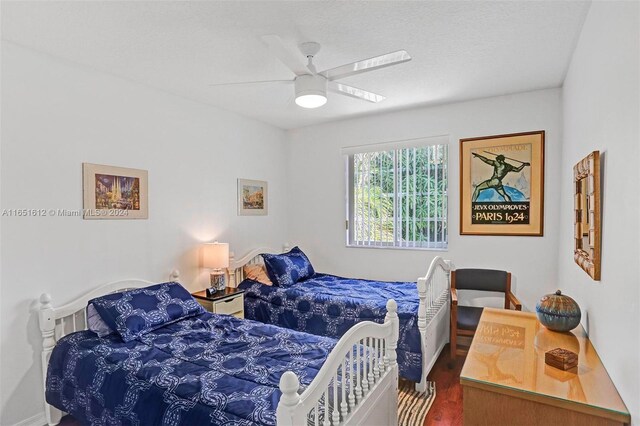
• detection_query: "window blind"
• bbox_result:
[347,141,448,249]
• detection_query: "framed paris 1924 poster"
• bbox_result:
[460,131,544,236]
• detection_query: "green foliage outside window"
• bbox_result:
[352,145,448,247]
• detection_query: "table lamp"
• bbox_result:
[203,242,229,294]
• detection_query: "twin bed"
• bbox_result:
[230,247,453,392]
[39,274,400,426]
[39,248,452,425]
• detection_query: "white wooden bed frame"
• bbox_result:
[38,270,400,426]
[229,244,454,393]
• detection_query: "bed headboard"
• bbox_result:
[38,270,180,425]
[228,243,289,287]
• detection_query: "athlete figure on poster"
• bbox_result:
[472,152,530,202]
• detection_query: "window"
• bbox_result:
[345,138,448,249]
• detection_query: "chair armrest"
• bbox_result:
[507,291,522,311]
[450,288,458,306]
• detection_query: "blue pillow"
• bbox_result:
[88,282,204,342]
[261,246,315,287]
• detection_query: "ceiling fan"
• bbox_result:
[210,35,412,109]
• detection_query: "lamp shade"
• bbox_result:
[202,242,229,269]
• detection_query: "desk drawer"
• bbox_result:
[213,295,243,316]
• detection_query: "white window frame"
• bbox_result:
[343,135,449,251]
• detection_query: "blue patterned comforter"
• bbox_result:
[46,312,336,425]
[239,273,424,382]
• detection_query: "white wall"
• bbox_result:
[0,42,289,425]
[286,88,563,311]
[558,1,639,422]
[0,24,4,424]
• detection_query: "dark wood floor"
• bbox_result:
[60,344,465,426]
[59,413,77,425]
[424,344,466,426]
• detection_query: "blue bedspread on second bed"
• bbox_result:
[46,312,337,426]
[239,273,423,382]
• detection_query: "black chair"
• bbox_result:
[450,268,522,359]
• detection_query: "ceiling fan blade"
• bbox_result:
[329,82,386,103]
[209,80,292,87]
[321,50,411,81]
[261,35,310,76]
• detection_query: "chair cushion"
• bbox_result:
[454,269,508,292]
[457,306,484,331]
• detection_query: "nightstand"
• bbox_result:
[192,288,244,319]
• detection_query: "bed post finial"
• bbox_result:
[384,299,399,368]
[40,293,52,307]
[170,270,180,282]
[445,259,455,270]
[276,371,300,426]
[386,298,397,315]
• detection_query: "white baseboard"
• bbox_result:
[13,412,46,426]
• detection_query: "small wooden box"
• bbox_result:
[545,347,578,370]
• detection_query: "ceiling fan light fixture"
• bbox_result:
[294,74,327,108]
[295,94,327,109]
[214,37,410,108]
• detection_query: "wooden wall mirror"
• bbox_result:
[574,151,601,280]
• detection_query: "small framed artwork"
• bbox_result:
[83,163,148,220]
[460,131,544,236]
[237,179,268,216]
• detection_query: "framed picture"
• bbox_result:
[83,163,148,220]
[460,131,544,236]
[237,179,268,216]
[573,151,601,280]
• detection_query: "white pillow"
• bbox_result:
[87,303,114,337]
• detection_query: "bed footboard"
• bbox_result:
[277,300,399,426]
[416,256,454,393]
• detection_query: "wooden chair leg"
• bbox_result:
[448,330,457,369]
[450,313,457,361]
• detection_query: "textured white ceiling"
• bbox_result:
[2,1,590,129]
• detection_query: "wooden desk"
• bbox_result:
[460,308,630,425]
